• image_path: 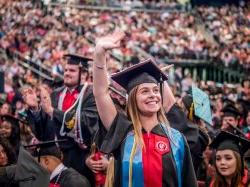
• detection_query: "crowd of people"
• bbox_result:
[197,5,250,70]
[0,0,250,187]
[1,1,250,73]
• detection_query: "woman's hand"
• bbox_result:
[85,154,109,173]
[39,86,54,117]
[162,81,176,113]
[93,30,123,130]
[95,30,125,52]
[21,87,39,111]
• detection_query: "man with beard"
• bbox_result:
[23,54,103,184]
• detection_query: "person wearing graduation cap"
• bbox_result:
[93,31,197,187]
[26,140,91,187]
[24,54,103,182]
[0,114,21,155]
[221,104,241,133]
[21,84,56,142]
[168,94,210,175]
[209,131,250,187]
[0,140,91,187]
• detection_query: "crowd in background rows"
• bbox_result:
[0,0,250,74]
[0,1,250,186]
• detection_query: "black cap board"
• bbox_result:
[25,139,67,161]
[182,94,193,111]
[64,54,92,70]
[0,114,21,126]
[221,104,240,118]
[111,58,168,93]
[210,130,250,155]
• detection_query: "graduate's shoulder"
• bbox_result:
[61,168,91,187]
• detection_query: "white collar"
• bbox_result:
[50,163,67,180]
[67,86,78,93]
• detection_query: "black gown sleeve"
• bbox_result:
[100,112,132,154]
[166,104,209,173]
[61,168,91,187]
[80,86,100,143]
[27,109,55,141]
[166,104,199,150]
[50,87,64,126]
[181,136,198,187]
[0,166,16,184]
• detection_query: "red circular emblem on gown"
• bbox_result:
[156,141,168,152]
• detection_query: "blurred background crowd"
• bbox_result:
[0,0,249,186]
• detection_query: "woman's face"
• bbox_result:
[243,80,250,88]
[0,145,8,166]
[0,121,12,138]
[216,149,237,177]
[0,103,10,115]
[136,83,161,116]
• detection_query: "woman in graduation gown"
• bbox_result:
[0,138,18,187]
[0,114,21,155]
[93,31,197,187]
[209,131,250,187]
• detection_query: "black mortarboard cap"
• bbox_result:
[25,139,67,160]
[41,77,64,89]
[210,131,250,156]
[64,54,92,70]
[221,104,240,118]
[111,59,168,93]
[222,97,235,106]
[182,94,193,110]
[0,114,20,126]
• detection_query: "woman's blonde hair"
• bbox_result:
[214,151,243,187]
[105,84,171,187]
[126,85,170,187]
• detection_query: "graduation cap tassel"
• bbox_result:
[160,75,164,105]
[38,148,41,163]
[188,103,194,121]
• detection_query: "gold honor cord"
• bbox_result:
[129,137,137,187]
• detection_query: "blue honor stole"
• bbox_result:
[121,125,185,187]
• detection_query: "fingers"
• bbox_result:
[112,30,126,44]
[161,64,174,71]
[40,86,49,98]
[95,30,126,50]
[40,86,51,103]
[87,157,108,172]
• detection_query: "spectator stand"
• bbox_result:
[49,2,248,83]
[0,48,55,82]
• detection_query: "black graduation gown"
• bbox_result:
[166,104,209,173]
[27,109,55,141]
[50,168,91,187]
[27,84,104,183]
[0,166,18,187]
[100,112,198,187]
[51,85,104,179]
